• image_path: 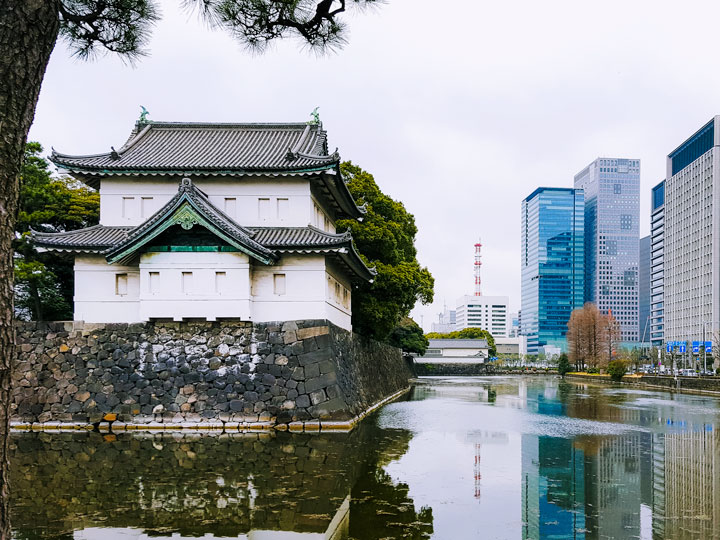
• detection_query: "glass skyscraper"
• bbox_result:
[521,188,585,354]
[574,158,641,343]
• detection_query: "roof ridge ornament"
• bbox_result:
[179,177,193,191]
[139,105,150,124]
[307,107,320,126]
[110,147,120,160]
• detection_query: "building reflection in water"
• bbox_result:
[521,380,720,540]
[10,422,433,540]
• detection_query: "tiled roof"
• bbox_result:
[427,339,489,349]
[51,122,338,173]
[33,225,132,251]
[248,226,352,249]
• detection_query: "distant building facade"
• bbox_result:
[574,157,641,343]
[663,117,720,344]
[419,339,489,363]
[521,188,585,354]
[639,235,651,343]
[455,295,509,338]
[650,180,665,347]
[431,306,456,334]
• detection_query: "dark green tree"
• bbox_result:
[556,353,571,378]
[387,317,429,355]
[607,359,627,382]
[14,143,99,321]
[425,328,497,357]
[1,3,380,531]
[337,162,434,340]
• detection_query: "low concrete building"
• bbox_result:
[495,336,528,357]
[419,339,489,363]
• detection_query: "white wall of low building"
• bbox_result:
[73,252,352,330]
[251,255,351,330]
[138,251,252,321]
[74,255,140,323]
[98,176,337,232]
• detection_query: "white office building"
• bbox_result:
[455,295,509,338]
[663,116,720,343]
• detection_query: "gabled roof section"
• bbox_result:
[105,178,277,265]
[249,226,376,283]
[50,120,365,219]
[51,121,336,175]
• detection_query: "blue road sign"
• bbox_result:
[693,342,700,354]
[706,341,713,353]
[666,344,673,353]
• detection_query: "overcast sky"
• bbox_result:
[28,0,720,330]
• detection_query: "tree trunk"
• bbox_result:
[0,2,59,537]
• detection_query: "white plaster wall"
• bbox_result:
[139,251,251,321]
[74,255,141,322]
[99,176,319,228]
[251,255,351,330]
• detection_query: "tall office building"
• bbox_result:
[664,117,720,343]
[639,235,651,343]
[650,180,665,347]
[521,188,585,354]
[574,158,641,343]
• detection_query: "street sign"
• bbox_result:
[693,341,700,354]
[706,341,713,353]
[666,344,672,353]
[679,344,686,353]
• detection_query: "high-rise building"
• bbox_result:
[574,157,641,343]
[650,180,665,347]
[521,187,585,354]
[455,295,509,338]
[639,235,651,343]
[664,117,720,344]
[431,306,456,333]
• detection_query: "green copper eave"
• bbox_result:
[106,202,275,265]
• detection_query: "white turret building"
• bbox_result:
[34,119,374,330]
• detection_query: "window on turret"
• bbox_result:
[182,272,193,294]
[122,197,136,219]
[149,272,160,294]
[115,273,128,296]
[258,198,271,221]
[277,198,289,221]
[224,198,236,217]
[141,197,153,218]
[273,273,286,295]
[215,272,227,294]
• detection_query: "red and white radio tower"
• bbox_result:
[474,238,483,296]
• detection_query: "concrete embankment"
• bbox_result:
[12,320,413,432]
[566,372,720,396]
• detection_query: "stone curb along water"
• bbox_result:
[12,320,414,431]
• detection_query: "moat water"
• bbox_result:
[10,376,720,539]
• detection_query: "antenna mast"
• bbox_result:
[474,238,483,296]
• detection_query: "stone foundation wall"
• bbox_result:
[12,320,412,429]
[413,362,495,376]
[566,373,720,395]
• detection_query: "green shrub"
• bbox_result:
[557,353,571,378]
[607,360,627,381]
[587,367,600,374]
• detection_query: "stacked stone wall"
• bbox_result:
[12,319,412,429]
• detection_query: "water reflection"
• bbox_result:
[11,376,720,539]
[11,425,433,540]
